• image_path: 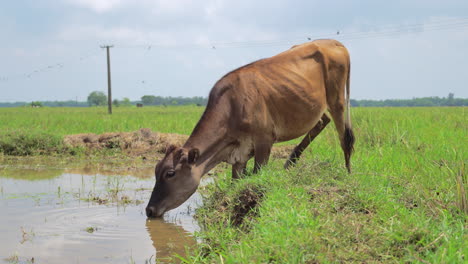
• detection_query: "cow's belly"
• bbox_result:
[274,114,324,142]
[272,101,326,142]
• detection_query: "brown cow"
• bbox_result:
[146,39,355,218]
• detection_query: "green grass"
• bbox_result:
[182,107,467,263]
[0,106,203,136]
[0,106,466,262]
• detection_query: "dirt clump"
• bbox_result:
[64,128,188,156]
[231,187,264,226]
[64,128,294,159]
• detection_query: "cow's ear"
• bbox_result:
[188,148,200,165]
[173,148,184,163]
[165,144,177,154]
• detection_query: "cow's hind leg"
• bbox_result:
[284,113,331,169]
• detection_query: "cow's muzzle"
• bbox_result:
[145,206,165,218]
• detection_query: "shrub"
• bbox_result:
[0,131,66,155]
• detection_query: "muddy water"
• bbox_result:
[0,168,202,264]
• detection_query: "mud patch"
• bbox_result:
[231,187,264,226]
[270,145,295,159]
[199,183,266,232]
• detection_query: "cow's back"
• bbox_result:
[210,39,349,142]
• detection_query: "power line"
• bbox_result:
[210,18,468,48]
[1,17,468,82]
[0,48,101,83]
[115,17,468,49]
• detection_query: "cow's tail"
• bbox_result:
[344,60,355,155]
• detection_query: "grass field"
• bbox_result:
[0,106,203,136]
[0,106,466,263]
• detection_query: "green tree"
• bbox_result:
[448,93,455,106]
[121,97,132,107]
[141,95,157,105]
[87,91,107,106]
[112,99,120,107]
[30,101,43,107]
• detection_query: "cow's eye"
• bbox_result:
[166,170,176,178]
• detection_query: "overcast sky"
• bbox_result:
[1,0,467,102]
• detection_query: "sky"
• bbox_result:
[0,0,467,102]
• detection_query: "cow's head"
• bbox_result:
[145,145,201,218]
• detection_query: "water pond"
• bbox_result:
[0,167,202,264]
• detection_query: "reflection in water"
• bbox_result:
[0,168,64,181]
[65,167,155,179]
[0,155,158,181]
[146,219,196,262]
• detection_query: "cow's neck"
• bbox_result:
[183,105,233,176]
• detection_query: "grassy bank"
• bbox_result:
[183,107,467,263]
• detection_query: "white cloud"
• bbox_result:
[58,24,180,46]
[150,0,195,14]
[67,0,125,13]
[66,0,218,15]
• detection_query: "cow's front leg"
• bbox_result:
[232,161,247,179]
[253,139,273,174]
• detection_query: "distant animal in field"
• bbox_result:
[146,39,355,218]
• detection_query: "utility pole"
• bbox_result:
[101,45,114,114]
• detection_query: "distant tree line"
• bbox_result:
[0,100,89,107]
[0,93,465,107]
[140,95,207,106]
[0,92,208,107]
[351,93,467,107]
